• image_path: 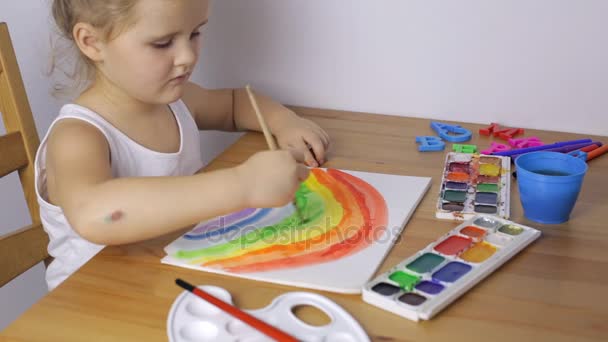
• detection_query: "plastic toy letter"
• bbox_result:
[416,136,446,152]
[430,122,472,143]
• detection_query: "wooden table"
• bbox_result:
[3,107,607,341]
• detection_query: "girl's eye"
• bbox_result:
[152,30,201,48]
[190,31,201,40]
[152,40,173,49]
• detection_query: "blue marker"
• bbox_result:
[492,139,593,157]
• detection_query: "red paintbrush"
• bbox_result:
[175,278,299,342]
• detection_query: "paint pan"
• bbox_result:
[446,172,470,182]
[415,281,444,295]
[389,271,421,291]
[434,235,472,256]
[362,215,541,321]
[474,205,497,214]
[473,216,501,229]
[475,192,498,205]
[448,162,470,173]
[443,190,467,203]
[460,226,487,241]
[477,175,500,184]
[498,224,524,236]
[436,153,511,220]
[445,182,469,190]
[460,242,497,263]
[442,202,464,211]
[479,164,500,177]
[477,183,498,193]
[406,253,445,273]
[479,156,502,165]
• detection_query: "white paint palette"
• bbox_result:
[362,215,540,321]
[168,285,369,342]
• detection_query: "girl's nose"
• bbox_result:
[175,41,197,68]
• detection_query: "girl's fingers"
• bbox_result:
[287,141,316,167]
[304,135,325,165]
[296,164,311,181]
[315,126,330,149]
[286,148,306,164]
[322,130,331,149]
[306,121,329,148]
[296,139,318,167]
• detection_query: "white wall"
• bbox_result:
[201,0,608,136]
[2,0,607,331]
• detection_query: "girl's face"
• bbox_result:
[96,0,209,105]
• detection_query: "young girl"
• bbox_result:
[37,0,330,290]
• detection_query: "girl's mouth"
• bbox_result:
[171,73,190,83]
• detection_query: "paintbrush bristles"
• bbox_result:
[245,85,278,151]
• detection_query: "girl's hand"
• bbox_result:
[236,149,310,208]
[273,114,330,167]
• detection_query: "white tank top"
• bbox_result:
[34,100,204,290]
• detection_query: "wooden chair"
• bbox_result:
[0,22,50,287]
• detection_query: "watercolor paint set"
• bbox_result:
[362,215,540,321]
[436,152,511,220]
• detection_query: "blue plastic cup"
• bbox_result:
[514,151,588,224]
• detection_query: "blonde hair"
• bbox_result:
[49,0,139,96]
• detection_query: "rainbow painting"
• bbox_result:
[163,168,431,293]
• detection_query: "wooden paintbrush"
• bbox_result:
[245,85,305,223]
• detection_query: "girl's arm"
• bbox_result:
[182,82,330,166]
[182,81,291,133]
[45,119,307,245]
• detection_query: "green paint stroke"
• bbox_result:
[176,183,327,259]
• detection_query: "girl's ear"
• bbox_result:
[72,22,104,63]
